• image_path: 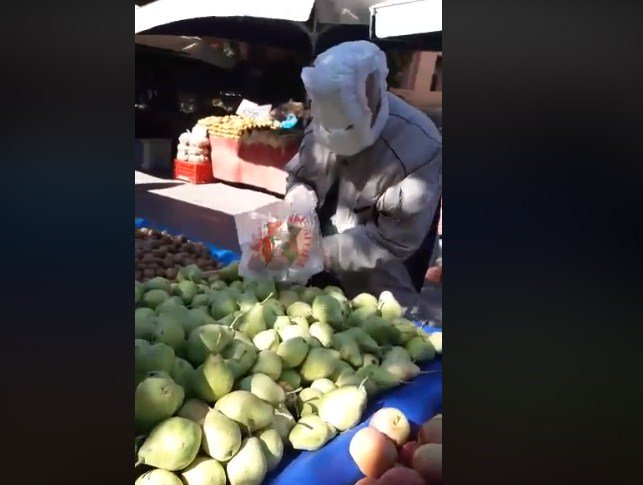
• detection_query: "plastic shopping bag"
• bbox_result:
[234,192,324,284]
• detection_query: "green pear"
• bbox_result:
[135,340,175,376]
[361,353,380,368]
[176,280,199,304]
[250,350,283,381]
[216,261,239,283]
[137,417,202,471]
[236,290,258,313]
[156,296,185,314]
[277,324,310,342]
[178,264,204,284]
[406,336,436,362]
[310,378,337,394]
[277,369,302,392]
[214,391,274,433]
[209,290,239,320]
[335,369,361,387]
[170,357,194,391]
[391,318,420,344]
[135,311,157,341]
[343,327,381,355]
[350,292,379,311]
[253,329,280,352]
[297,387,322,417]
[312,295,344,327]
[180,456,226,485]
[299,347,339,382]
[238,373,285,406]
[329,360,354,381]
[145,276,172,293]
[362,316,402,345]
[221,339,257,378]
[190,293,211,309]
[288,415,336,451]
[299,286,324,305]
[183,307,215,334]
[277,289,299,309]
[191,354,234,404]
[272,315,292,335]
[178,398,211,426]
[276,337,309,368]
[272,403,296,442]
[202,408,242,462]
[233,303,266,339]
[346,306,377,327]
[428,331,442,354]
[135,372,185,433]
[135,469,182,485]
[286,301,313,321]
[317,384,367,431]
[152,314,186,350]
[186,324,234,366]
[309,321,334,348]
[263,299,285,328]
[226,437,267,485]
[244,276,276,301]
[144,289,170,309]
[258,427,284,471]
[378,290,404,320]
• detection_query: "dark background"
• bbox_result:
[1,1,642,483]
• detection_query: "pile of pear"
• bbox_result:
[135,261,442,485]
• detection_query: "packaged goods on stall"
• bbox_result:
[135,258,441,484]
[175,129,211,164]
[187,154,210,164]
[234,192,324,284]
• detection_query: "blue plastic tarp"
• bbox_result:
[266,330,441,485]
[134,216,442,484]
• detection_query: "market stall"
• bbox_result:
[135,3,443,482]
[134,216,443,485]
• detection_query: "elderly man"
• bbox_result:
[285,41,442,311]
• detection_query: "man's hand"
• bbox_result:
[284,183,318,213]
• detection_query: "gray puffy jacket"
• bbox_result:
[285,92,442,309]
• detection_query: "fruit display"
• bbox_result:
[135,228,219,281]
[196,114,301,151]
[135,260,441,484]
[349,409,443,484]
[197,115,282,141]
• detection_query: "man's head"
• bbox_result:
[301,41,390,156]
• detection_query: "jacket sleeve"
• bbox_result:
[322,152,442,273]
[284,129,325,206]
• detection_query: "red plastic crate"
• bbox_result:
[174,159,215,184]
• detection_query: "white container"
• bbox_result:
[135,138,172,172]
